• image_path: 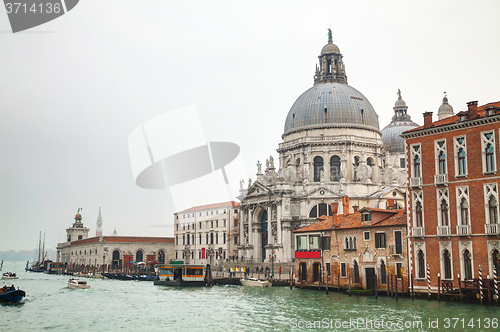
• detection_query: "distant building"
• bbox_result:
[293,201,407,290]
[401,99,500,292]
[96,207,103,237]
[56,210,174,269]
[174,201,240,265]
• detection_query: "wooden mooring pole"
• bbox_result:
[427,264,431,301]
[487,275,492,305]
[479,265,483,305]
[395,274,398,301]
[348,271,351,297]
[326,270,329,295]
[375,270,378,299]
[390,273,394,298]
[458,274,463,304]
[495,268,499,306]
[411,273,414,300]
[437,273,441,302]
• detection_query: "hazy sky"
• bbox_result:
[1,0,499,252]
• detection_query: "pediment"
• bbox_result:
[304,185,340,198]
[379,187,406,200]
[247,181,270,196]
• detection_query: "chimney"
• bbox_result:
[467,101,478,118]
[330,203,338,224]
[342,196,349,215]
[423,112,433,127]
[387,199,395,210]
[352,205,358,213]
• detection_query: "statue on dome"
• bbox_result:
[328,28,332,42]
[397,89,402,100]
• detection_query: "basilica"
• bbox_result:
[237,32,420,263]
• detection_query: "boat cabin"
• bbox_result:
[155,261,206,286]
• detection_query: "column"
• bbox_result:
[240,208,245,246]
[277,205,282,244]
[282,223,292,262]
[268,205,274,246]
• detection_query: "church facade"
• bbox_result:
[237,33,418,263]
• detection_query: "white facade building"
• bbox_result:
[174,201,240,266]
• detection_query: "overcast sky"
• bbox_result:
[1,0,499,252]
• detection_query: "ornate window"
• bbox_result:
[485,183,499,225]
[413,191,424,227]
[463,249,472,279]
[136,250,143,262]
[481,131,496,173]
[411,144,421,178]
[330,156,341,181]
[435,140,447,174]
[443,249,452,279]
[417,249,425,279]
[344,236,357,250]
[492,249,500,275]
[455,186,470,226]
[454,136,467,176]
[314,156,324,182]
[437,189,450,227]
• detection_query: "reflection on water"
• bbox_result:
[1,262,498,331]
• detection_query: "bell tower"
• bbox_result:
[96,207,103,237]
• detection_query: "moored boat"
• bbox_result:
[67,279,91,289]
[0,285,26,303]
[2,272,19,280]
[154,262,207,287]
[240,278,272,287]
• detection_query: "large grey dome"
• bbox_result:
[283,83,380,134]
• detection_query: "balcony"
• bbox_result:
[412,227,425,237]
[485,223,500,235]
[434,173,448,185]
[389,245,403,256]
[410,177,422,187]
[456,224,471,236]
[437,225,451,237]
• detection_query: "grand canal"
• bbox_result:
[1,262,498,331]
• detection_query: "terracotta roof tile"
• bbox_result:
[403,101,500,134]
[294,209,407,233]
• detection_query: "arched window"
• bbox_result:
[489,196,498,224]
[309,203,333,218]
[458,148,466,175]
[463,249,472,279]
[438,151,447,174]
[492,249,500,275]
[443,249,451,279]
[380,260,387,284]
[158,250,165,264]
[416,202,423,227]
[353,236,357,249]
[112,250,120,267]
[345,237,349,249]
[136,250,143,262]
[354,156,360,167]
[460,198,469,225]
[353,260,360,283]
[486,143,495,172]
[349,237,353,249]
[330,156,341,181]
[440,200,449,226]
[418,250,425,279]
[314,156,324,182]
[367,158,373,167]
[413,155,421,177]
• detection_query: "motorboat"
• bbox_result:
[240,278,272,287]
[0,285,26,303]
[2,272,19,280]
[67,279,91,289]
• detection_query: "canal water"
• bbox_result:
[1,261,498,331]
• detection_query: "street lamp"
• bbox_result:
[269,249,276,279]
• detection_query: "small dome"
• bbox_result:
[395,98,407,108]
[382,121,419,153]
[438,95,454,120]
[321,42,340,54]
